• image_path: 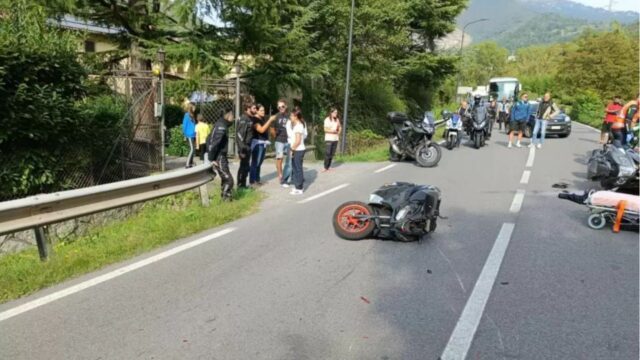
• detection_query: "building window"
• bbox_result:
[84,40,95,53]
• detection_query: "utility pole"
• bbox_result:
[455,18,489,101]
[341,0,355,154]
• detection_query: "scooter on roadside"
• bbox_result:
[442,110,462,150]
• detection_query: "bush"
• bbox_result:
[344,129,386,155]
[570,89,603,128]
[164,104,184,129]
[167,126,190,156]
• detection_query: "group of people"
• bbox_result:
[601,94,640,148]
[181,98,343,199]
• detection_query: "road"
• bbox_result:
[0,123,637,360]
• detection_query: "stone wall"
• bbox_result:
[0,203,144,256]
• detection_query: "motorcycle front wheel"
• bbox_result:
[389,145,402,162]
[415,143,442,167]
[333,201,377,240]
[474,133,482,149]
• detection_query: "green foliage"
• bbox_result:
[0,1,88,199]
[164,104,185,129]
[0,187,262,303]
[335,144,389,163]
[167,126,190,157]
[460,42,509,87]
[343,129,387,155]
[570,89,603,128]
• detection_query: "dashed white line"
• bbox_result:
[509,190,526,213]
[440,223,516,360]
[520,170,531,184]
[298,183,350,204]
[374,164,396,173]
[0,228,236,322]
[525,147,535,168]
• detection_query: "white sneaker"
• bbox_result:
[536,144,542,149]
[508,142,512,148]
[281,183,290,188]
[516,142,522,148]
[289,189,303,195]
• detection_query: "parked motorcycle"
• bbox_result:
[588,144,639,193]
[442,110,462,150]
[388,111,442,167]
[332,182,442,242]
[468,105,491,149]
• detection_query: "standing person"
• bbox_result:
[182,103,197,168]
[323,107,341,172]
[288,108,307,195]
[195,114,212,163]
[614,93,640,147]
[508,93,531,148]
[249,104,276,186]
[207,109,235,201]
[602,96,624,144]
[458,100,472,135]
[270,99,292,187]
[236,103,256,188]
[530,92,560,149]
[497,97,509,131]
[600,95,622,144]
[487,98,498,137]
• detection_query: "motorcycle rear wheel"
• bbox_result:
[415,143,442,167]
[333,201,377,240]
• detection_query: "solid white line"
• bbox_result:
[520,170,531,184]
[298,183,350,204]
[374,164,396,173]
[0,228,236,323]
[440,223,516,360]
[509,190,526,213]
[525,147,535,168]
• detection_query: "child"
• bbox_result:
[195,114,212,162]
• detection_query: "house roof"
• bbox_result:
[49,14,123,35]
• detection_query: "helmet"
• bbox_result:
[441,109,452,120]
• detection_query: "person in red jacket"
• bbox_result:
[601,95,623,144]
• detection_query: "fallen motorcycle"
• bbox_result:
[587,144,639,193]
[332,182,442,242]
[388,111,443,167]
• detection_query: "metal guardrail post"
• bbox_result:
[34,226,51,261]
[199,184,210,207]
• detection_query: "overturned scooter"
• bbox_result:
[332,183,442,242]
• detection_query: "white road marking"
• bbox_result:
[298,183,350,204]
[520,170,531,184]
[440,223,516,360]
[0,228,236,322]
[525,146,535,168]
[509,190,526,213]
[374,164,396,173]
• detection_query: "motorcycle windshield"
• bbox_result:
[423,112,435,127]
[473,106,488,124]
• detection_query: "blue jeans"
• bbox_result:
[250,144,266,184]
[280,144,292,185]
[532,119,547,145]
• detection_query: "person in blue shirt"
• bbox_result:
[508,93,531,148]
[182,103,197,167]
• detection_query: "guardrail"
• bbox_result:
[0,164,215,259]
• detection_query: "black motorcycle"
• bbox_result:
[332,182,442,242]
[388,111,442,167]
[588,144,639,192]
[467,105,491,149]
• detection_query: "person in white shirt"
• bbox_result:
[323,107,342,172]
[287,108,307,195]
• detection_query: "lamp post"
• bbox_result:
[156,48,166,171]
[340,0,355,154]
[455,18,489,101]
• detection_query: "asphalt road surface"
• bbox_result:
[1,123,637,360]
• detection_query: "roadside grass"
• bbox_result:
[335,143,389,162]
[0,187,262,304]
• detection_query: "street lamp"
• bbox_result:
[340,0,355,154]
[455,18,489,101]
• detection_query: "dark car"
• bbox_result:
[525,101,572,138]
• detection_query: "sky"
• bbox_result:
[574,0,639,12]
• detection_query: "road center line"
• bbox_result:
[520,170,531,184]
[525,147,535,168]
[298,183,350,204]
[509,190,526,213]
[0,228,236,323]
[440,223,516,360]
[374,164,396,173]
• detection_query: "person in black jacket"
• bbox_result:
[236,103,256,188]
[207,109,235,201]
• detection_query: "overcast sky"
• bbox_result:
[574,0,639,12]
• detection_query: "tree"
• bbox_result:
[557,28,639,102]
[460,41,509,87]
